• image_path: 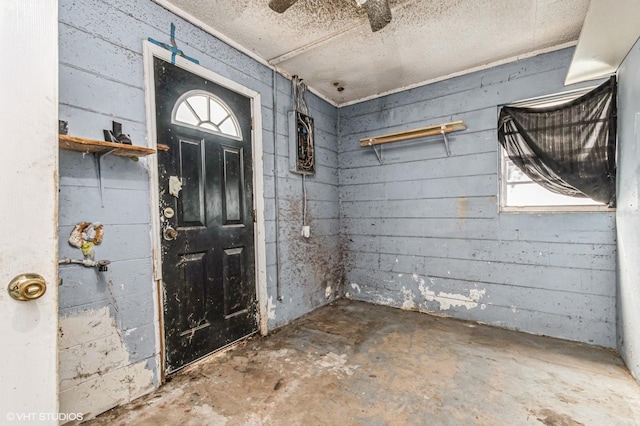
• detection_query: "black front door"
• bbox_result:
[154,58,257,373]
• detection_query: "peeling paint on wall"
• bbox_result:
[433,290,486,310]
[373,293,396,306]
[401,286,416,310]
[414,273,486,311]
[352,273,489,313]
[325,285,333,299]
[267,295,277,321]
[59,306,155,420]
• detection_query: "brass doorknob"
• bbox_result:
[163,227,179,241]
[8,273,47,301]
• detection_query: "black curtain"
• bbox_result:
[497,77,617,206]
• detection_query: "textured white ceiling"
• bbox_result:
[160,0,590,105]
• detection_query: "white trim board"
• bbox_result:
[142,41,269,380]
[565,0,640,85]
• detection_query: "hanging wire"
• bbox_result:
[292,75,309,115]
[299,82,309,115]
[293,76,299,111]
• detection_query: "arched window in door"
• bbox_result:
[172,90,242,140]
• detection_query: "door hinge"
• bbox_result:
[252,209,257,223]
[251,117,254,130]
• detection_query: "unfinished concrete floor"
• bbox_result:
[87,300,640,425]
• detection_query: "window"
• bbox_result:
[172,90,242,140]
[501,151,605,210]
[499,87,609,212]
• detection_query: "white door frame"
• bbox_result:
[142,41,269,377]
[0,0,59,422]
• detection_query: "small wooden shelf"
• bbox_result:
[360,121,466,147]
[59,135,156,158]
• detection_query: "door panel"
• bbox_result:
[223,247,248,318]
[178,138,206,227]
[177,252,210,334]
[223,147,244,225]
[154,58,257,373]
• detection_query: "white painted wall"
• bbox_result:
[0,1,60,425]
[616,35,640,384]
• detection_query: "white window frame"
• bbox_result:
[171,89,243,141]
[498,86,613,213]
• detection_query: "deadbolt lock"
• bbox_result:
[163,227,179,241]
[163,207,175,218]
[8,273,47,301]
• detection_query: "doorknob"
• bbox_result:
[163,227,179,241]
[8,273,47,301]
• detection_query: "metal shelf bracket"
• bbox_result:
[441,125,451,156]
[363,138,385,164]
[360,120,466,163]
[94,149,117,207]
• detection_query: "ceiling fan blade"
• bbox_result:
[269,0,300,13]
[364,0,392,32]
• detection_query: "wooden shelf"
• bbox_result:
[59,135,156,158]
[360,121,466,147]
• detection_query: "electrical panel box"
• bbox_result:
[289,110,315,175]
